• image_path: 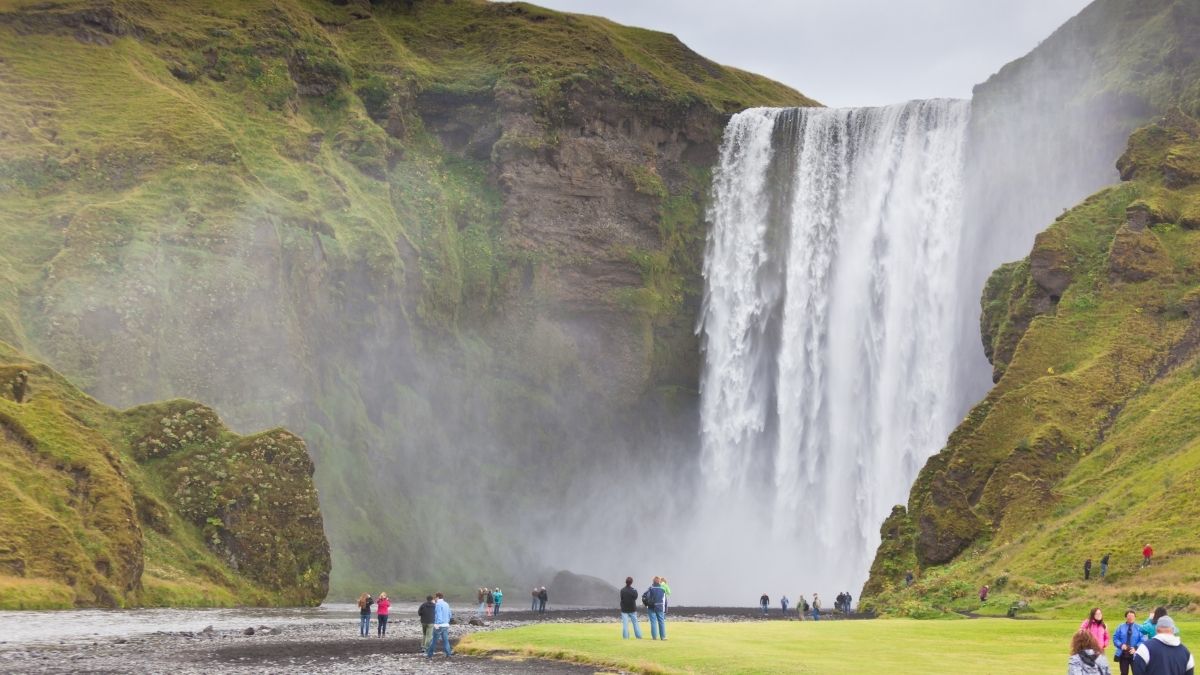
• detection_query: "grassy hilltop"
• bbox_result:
[0,342,329,609]
[0,0,814,596]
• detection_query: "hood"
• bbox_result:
[1155,634,1183,647]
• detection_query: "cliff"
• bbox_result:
[0,342,329,609]
[0,0,815,592]
[862,110,1200,617]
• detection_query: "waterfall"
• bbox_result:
[700,100,971,594]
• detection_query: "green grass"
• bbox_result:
[460,619,1199,674]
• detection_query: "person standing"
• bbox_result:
[486,587,494,616]
[538,586,548,614]
[1101,553,1111,579]
[659,577,672,614]
[1115,611,1147,675]
[781,595,789,617]
[759,593,770,616]
[1141,608,1180,640]
[357,592,373,637]
[812,593,821,621]
[1143,544,1154,568]
[531,588,539,611]
[493,587,503,615]
[1081,608,1111,653]
[619,576,642,639]
[418,594,436,651]
[799,594,809,620]
[1069,630,1113,675]
[1085,559,1093,581]
[979,584,990,602]
[425,592,453,659]
[477,587,487,617]
[1133,616,1193,675]
[645,577,667,640]
[376,592,390,637]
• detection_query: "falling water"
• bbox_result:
[700,100,971,594]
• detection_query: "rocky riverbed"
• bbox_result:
[0,604,866,674]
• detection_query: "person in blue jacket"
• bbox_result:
[1115,610,1146,675]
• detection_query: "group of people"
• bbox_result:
[1069,606,1192,675]
[355,592,390,637]
[756,592,846,620]
[476,587,504,616]
[529,586,549,613]
[1084,546,1154,581]
[619,576,671,640]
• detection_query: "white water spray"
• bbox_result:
[699,100,971,594]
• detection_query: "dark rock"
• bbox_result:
[549,570,619,606]
[243,627,255,636]
[468,617,485,626]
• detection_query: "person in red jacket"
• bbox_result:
[376,592,391,637]
[1143,544,1154,568]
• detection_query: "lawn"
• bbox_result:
[458,618,1198,674]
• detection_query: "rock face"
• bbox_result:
[0,342,329,609]
[863,111,1200,615]
[549,570,619,607]
[0,0,815,592]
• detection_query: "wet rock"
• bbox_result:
[468,617,485,626]
[243,627,255,636]
[549,570,618,606]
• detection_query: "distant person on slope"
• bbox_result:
[781,595,789,616]
[979,585,989,603]
[644,577,668,640]
[1133,616,1193,675]
[376,592,390,637]
[1115,610,1147,675]
[619,576,643,639]
[538,586,548,614]
[1085,558,1093,581]
[357,592,373,637]
[425,592,453,659]
[1069,629,1113,675]
[1081,608,1111,652]
[760,593,770,616]
[418,595,436,650]
[492,587,503,615]
[905,570,914,587]
[1143,544,1154,568]
[1101,553,1111,579]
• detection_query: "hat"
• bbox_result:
[1157,616,1176,631]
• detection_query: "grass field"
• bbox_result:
[458,618,1198,674]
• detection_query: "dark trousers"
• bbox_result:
[1118,655,1134,675]
[538,599,546,613]
[377,615,388,636]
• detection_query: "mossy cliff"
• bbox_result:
[0,0,814,593]
[0,342,329,609]
[863,111,1200,617]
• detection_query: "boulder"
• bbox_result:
[548,570,619,607]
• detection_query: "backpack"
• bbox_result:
[642,590,653,608]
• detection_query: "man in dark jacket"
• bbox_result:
[417,595,436,651]
[759,593,769,616]
[1134,617,1194,675]
[538,587,548,614]
[646,577,667,640]
[619,577,642,639]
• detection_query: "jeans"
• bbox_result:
[425,626,451,657]
[533,597,539,610]
[648,609,666,639]
[377,615,388,636]
[359,614,370,636]
[781,605,788,616]
[538,599,546,613]
[1101,563,1108,578]
[421,624,432,650]
[813,608,820,621]
[621,611,642,639]
[494,602,501,615]
[761,605,768,616]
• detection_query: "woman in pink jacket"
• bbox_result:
[1080,607,1110,651]
[376,592,391,637]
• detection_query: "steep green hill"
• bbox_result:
[863,110,1200,618]
[0,0,815,594]
[0,342,329,609]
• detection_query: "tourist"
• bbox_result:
[1081,608,1111,652]
[1101,553,1111,579]
[477,587,487,617]
[418,594,436,650]
[1141,608,1181,640]
[835,592,844,613]
[538,586,548,614]
[800,594,809,620]
[1133,616,1192,675]
[376,592,390,637]
[425,592,453,659]
[531,587,539,611]
[659,577,671,614]
[1085,558,1093,581]
[781,595,789,617]
[812,593,821,621]
[493,587,503,615]
[760,593,770,616]
[645,577,667,640]
[905,570,914,587]
[1069,629,1112,675]
[845,592,853,614]
[1115,610,1146,675]
[979,584,989,602]
[486,587,494,616]
[619,576,642,639]
[1143,544,1154,568]
[357,592,373,637]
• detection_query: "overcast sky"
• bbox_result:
[529,0,1094,107]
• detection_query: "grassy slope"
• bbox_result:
[459,619,1200,674]
[0,342,329,609]
[863,113,1200,618]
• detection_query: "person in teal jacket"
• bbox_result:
[1113,610,1145,675]
[1141,607,1180,640]
[492,587,503,615]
